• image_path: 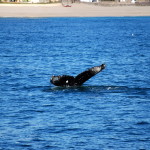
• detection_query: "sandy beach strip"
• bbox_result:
[0,3,150,17]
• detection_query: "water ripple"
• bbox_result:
[0,17,150,150]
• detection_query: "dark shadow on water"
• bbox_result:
[21,85,150,96]
[42,85,150,97]
[43,85,129,93]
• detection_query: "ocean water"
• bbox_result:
[0,17,150,150]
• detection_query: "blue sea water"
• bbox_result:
[0,17,150,150]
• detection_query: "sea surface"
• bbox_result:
[0,17,150,150]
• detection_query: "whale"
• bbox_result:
[50,64,106,87]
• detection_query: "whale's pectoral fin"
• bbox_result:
[74,64,106,86]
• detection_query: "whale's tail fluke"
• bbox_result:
[50,64,106,87]
[74,64,106,86]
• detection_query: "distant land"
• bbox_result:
[0,3,150,17]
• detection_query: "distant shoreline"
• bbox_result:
[0,3,150,17]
